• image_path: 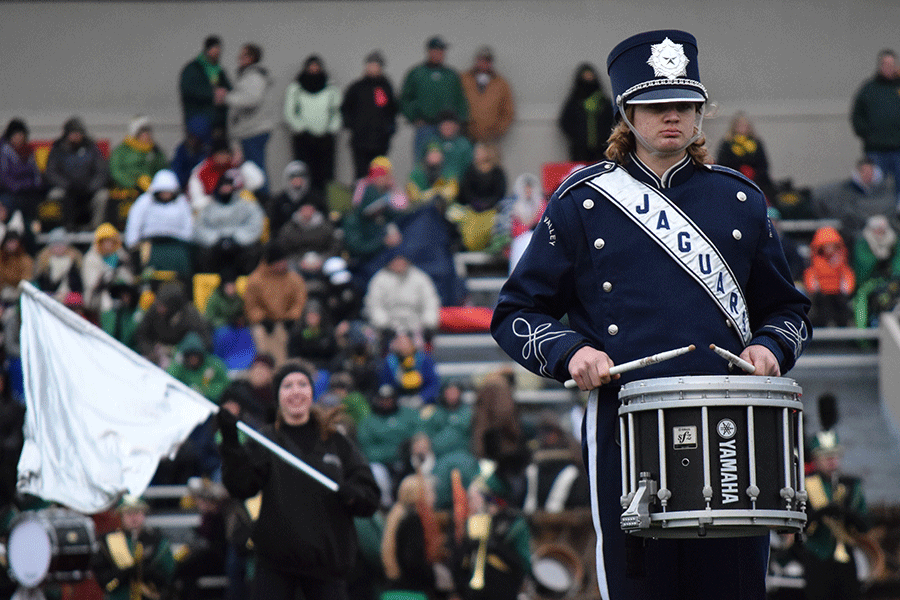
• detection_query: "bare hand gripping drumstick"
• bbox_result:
[564,344,696,389]
[709,343,756,374]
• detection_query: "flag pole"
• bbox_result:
[235,421,339,491]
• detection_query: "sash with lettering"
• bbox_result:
[586,167,752,345]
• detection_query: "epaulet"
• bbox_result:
[706,164,764,195]
[553,161,617,199]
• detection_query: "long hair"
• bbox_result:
[604,106,711,166]
[381,474,441,580]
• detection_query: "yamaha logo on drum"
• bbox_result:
[716,419,736,439]
[717,419,740,504]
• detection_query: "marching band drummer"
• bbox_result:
[491,29,811,600]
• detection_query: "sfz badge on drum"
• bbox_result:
[672,426,697,449]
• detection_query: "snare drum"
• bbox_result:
[617,375,807,538]
[7,508,97,587]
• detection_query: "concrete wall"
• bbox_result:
[1,0,897,192]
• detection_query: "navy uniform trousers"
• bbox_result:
[582,386,769,600]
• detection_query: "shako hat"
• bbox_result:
[607,29,707,116]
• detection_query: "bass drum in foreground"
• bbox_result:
[7,508,97,588]
[618,375,807,538]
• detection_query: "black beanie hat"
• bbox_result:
[272,361,316,396]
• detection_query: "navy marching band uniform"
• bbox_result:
[491,30,811,600]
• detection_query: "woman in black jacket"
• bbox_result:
[219,362,380,600]
[558,63,615,163]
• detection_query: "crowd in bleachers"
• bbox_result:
[0,32,601,600]
[0,29,899,600]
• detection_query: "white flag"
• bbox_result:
[17,281,217,513]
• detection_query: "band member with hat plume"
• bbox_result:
[803,429,869,600]
[491,29,810,599]
[93,494,176,600]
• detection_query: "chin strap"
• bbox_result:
[617,98,706,158]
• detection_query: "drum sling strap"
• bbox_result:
[587,168,752,345]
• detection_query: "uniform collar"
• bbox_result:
[625,152,695,189]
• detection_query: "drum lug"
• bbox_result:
[780,486,796,510]
[620,472,658,532]
[746,485,760,503]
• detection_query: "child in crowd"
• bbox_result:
[804,226,856,327]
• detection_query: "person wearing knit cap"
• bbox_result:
[218,361,379,600]
[179,34,231,133]
[341,50,399,180]
[82,222,135,314]
[492,30,810,600]
[268,160,326,236]
[44,116,109,231]
[109,115,168,196]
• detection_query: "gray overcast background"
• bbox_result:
[0,0,894,190]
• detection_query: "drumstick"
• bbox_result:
[564,344,696,389]
[709,344,756,374]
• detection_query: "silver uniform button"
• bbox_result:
[608,324,619,335]
[583,199,595,209]
[603,281,613,292]
[594,238,605,250]
[732,229,742,240]
[737,191,747,202]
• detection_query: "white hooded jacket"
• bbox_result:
[124,169,195,248]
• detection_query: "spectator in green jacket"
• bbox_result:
[400,36,469,161]
[204,272,246,331]
[109,116,169,195]
[100,280,143,351]
[168,331,230,403]
[356,384,422,507]
[424,110,474,180]
[179,35,232,135]
[316,371,371,430]
[420,379,473,458]
[851,49,900,209]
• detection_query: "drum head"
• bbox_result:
[8,519,52,588]
[533,557,573,596]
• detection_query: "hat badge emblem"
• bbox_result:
[647,37,689,79]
